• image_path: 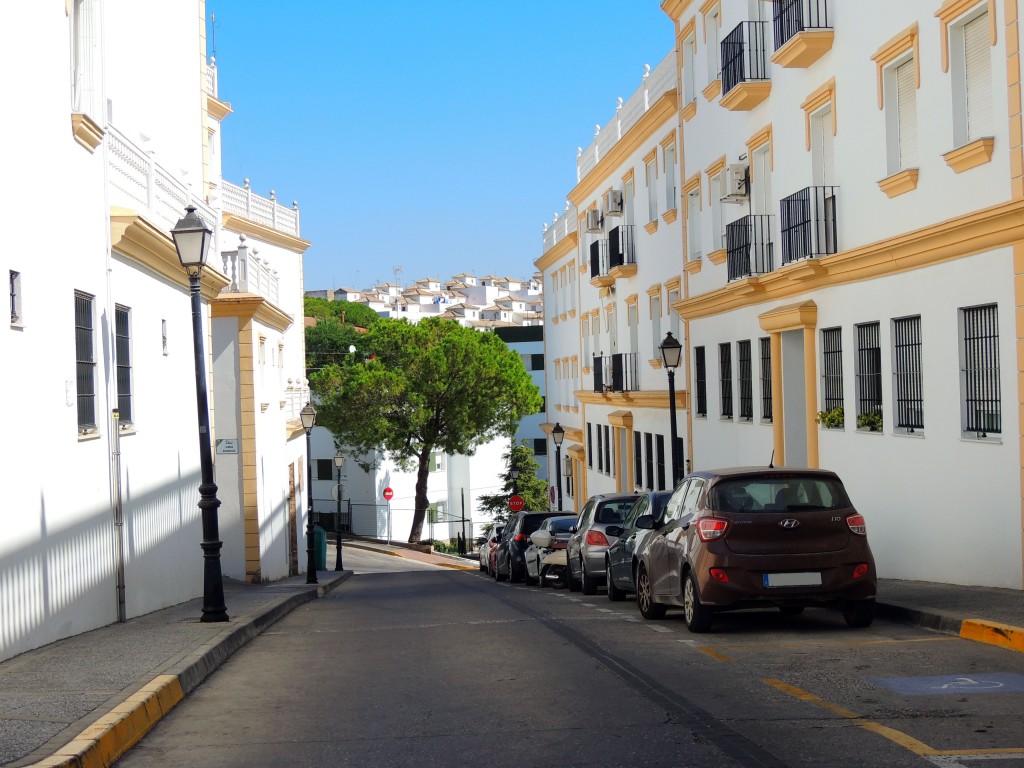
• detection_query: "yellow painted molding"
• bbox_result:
[878,168,920,197]
[625,293,639,306]
[943,137,995,172]
[685,257,703,274]
[569,91,679,206]
[212,293,293,331]
[568,309,577,317]
[611,265,639,281]
[577,389,689,410]
[703,79,722,101]
[205,94,233,121]
[647,283,663,297]
[705,155,727,179]
[661,0,694,21]
[720,81,772,111]
[937,0,997,72]
[608,409,634,428]
[644,219,660,234]
[643,147,659,167]
[649,358,664,369]
[592,274,615,288]
[286,420,305,441]
[71,112,104,152]
[700,0,720,41]
[680,198,1024,320]
[682,100,698,122]
[221,212,311,254]
[801,78,836,151]
[770,29,834,68]
[662,208,679,224]
[680,17,696,43]
[746,124,774,173]
[871,22,920,109]
[665,275,682,294]
[758,300,818,332]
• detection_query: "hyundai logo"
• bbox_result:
[779,519,800,529]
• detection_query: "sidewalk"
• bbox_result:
[0,544,1021,768]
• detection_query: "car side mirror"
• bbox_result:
[570,525,578,534]
[605,525,624,538]
[635,514,654,530]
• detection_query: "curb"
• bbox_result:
[877,601,1024,654]
[23,574,350,768]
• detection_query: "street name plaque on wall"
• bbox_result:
[216,439,239,454]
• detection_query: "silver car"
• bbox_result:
[566,493,640,594]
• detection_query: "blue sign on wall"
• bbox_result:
[868,673,1024,696]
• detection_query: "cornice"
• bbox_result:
[535,231,579,271]
[661,0,694,21]
[71,113,104,152]
[212,293,294,332]
[576,389,688,410]
[206,94,233,121]
[221,212,312,254]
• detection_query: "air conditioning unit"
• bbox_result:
[604,189,623,217]
[722,163,749,203]
[586,208,603,233]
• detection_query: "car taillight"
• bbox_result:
[846,514,867,535]
[514,533,529,542]
[696,518,728,542]
[586,530,609,547]
[709,568,729,583]
[852,563,869,579]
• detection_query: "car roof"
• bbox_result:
[690,466,842,480]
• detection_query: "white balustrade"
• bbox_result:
[221,179,301,237]
[543,205,578,254]
[220,236,280,306]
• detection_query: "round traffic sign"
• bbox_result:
[509,494,525,512]
[548,485,556,503]
[383,487,394,501]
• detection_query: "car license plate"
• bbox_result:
[764,572,821,588]
[552,542,566,549]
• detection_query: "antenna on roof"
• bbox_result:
[768,450,775,469]
[209,12,218,58]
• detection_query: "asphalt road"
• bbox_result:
[118,548,1024,768]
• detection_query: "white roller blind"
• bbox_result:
[964,13,993,140]
[896,59,918,169]
[816,108,835,186]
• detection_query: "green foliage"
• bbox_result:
[815,406,845,429]
[303,298,379,328]
[305,319,365,372]
[857,411,883,432]
[476,442,549,526]
[430,539,460,554]
[309,317,543,543]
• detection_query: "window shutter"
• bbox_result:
[964,13,993,140]
[896,59,918,169]
[816,108,835,186]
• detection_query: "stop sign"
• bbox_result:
[383,487,394,501]
[509,494,525,512]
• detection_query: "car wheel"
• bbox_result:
[779,606,804,616]
[842,598,876,628]
[682,572,713,633]
[636,565,666,620]
[567,555,581,592]
[606,561,626,602]
[581,561,598,595]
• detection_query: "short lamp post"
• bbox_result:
[171,206,228,623]
[510,466,520,496]
[552,422,564,511]
[334,450,345,571]
[659,331,683,487]
[300,402,318,584]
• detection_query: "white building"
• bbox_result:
[1,1,311,663]
[538,0,1024,589]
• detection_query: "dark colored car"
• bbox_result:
[494,511,566,583]
[566,493,640,594]
[635,467,877,632]
[605,490,674,601]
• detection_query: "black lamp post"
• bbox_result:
[300,402,318,584]
[659,331,683,487]
[510,466,520,496]
[334,450,345,571]
[171,205,228,623]
[552,422,564,511]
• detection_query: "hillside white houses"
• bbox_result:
[537,0,1024,589]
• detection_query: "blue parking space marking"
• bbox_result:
[868,673,1024,696]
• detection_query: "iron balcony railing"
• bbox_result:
[774,0,832,50]
[590,238,610,280]
[726,215,774,281]
[593,352,640,393]
[608,224,636,271]
[721,21,769,96]
[780,186,838,264]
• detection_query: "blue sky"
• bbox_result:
[211,2,673,292]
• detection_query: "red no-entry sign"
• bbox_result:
[509,494,525,512]
[383,487,394,501]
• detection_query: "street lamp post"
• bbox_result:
[659,331,683,487]
[300,402,318,584]
[171,206,228,624]
[510,466,520,496]
[552,422,564,511]
[334,450,345,571]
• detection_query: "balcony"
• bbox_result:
[593,353,640,393]
[608,224,637,279]
[222,179,301,238]
[589,239,613,287]
[780,186,838,265]
[772,0,834,68]
[721,22,771,111]
[726,215,774,281]
[220,237,280,305]
[543,205,578,254]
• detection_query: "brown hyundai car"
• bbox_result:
[635,467,876,632]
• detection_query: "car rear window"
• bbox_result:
[522,515,557,535]
[595,502,634,524]
[709,477,851,513]
[550,517,576,533]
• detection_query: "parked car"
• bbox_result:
[566,493,640,594]
[524,515,576,586]
[605,490,674,601]
[635,467,877,632]
[478,525,504,575]
[494,511,566,583]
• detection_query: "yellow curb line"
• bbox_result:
[960,619,1024,653]
[26,675,184,768]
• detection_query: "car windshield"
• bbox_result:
[595,502,634,525]
[709,477,851,513]
[522,516,555,535]
[549,517,576,533]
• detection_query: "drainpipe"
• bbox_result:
[112,409,126,623]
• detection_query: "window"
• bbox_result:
[682,34,697,105]
[161,319,168,355]
[259,337,266,365]
[820,327,844,425]
[644,432,654,490]
[719,342,733,418]
[603,424,613,476]
[646,154,658,222]
[954,11,994,146]
[75,291,96,431]
[695,346,707,417]
[582,316,591,361]
[533,438,546,455]
[686,188,701,261]
[628,303,639,355]
[586,423,593,468]
[894,58,918,172]
[655,434,666,490]
[892,316,923,433]
[596,426,604,472]
[811,106,835,188]
[10,270,21,325]
[316,459,334,480]
[70,0,100,117]
[667,287,680,338]
[664,143,677,210]
[650,294,662,359]
[521,353,544,371]
[429,450,446,472]
[624,176,635,225]
[115,305,133,424]
[738,340,753,420]
[706,7,721,83]
[633,432,643,489]
[855,322,882,430]
[710,171,725,252]
[960,303,1001,436]
[759,337,772,422]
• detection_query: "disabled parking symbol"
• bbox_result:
[868,673,1024,696]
